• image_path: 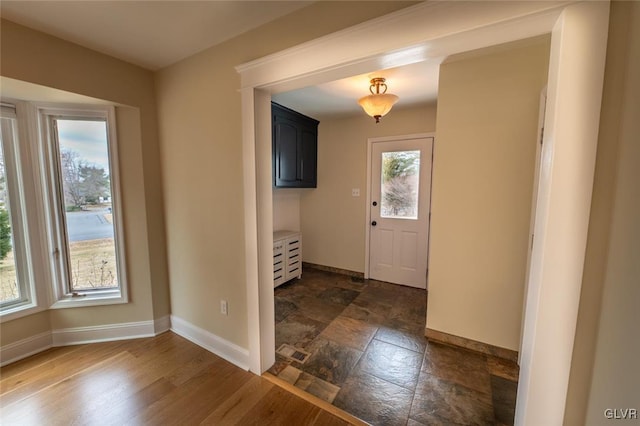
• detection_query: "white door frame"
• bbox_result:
[364,133,434,284]
[519,88,547,362]
[237,2,609,423]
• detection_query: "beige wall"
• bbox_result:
[0,20,169,345]
[565,2,640,424]
[273,190,301,232]
[155,2,417,348]
[298,105,437,273]
[427,38,550,351]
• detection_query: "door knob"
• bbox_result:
[372,201,378,206]
[371,221,377,226]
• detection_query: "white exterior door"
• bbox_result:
[368,135,433,288]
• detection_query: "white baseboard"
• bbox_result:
[0,331,53,367]
[52,320,157,346]
[170,315,250,371]
[154,315,171,334]
[1,316,172,366]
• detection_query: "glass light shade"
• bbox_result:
[358,93,399,121]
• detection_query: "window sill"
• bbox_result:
[0,301,47,323]
[49,290,128,309]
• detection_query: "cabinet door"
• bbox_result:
[299,126,317,187]
[273,118,299,187]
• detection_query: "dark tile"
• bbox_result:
[357,339,423,390]
[342,298,392,326]
[301,337,363,386]
[487,356,519,382]
[422,342,491,395]
[274,296,297,323]
[273,273,519,425]
[491,375,518,426]
[275,312,327,350]
[332,276,367,292]
[294,296,347,324]
[275,280,319,303]
[318,287,360,306]
[358,281,401,307]
[383,316,426,336]
[334,371,413,426]
[410,372,494,426]
[375,325,427,354]
[388,290,427,326]
[320,316,378,351]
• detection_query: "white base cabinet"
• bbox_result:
[273,230,302,287]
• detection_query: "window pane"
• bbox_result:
[55,119,117,291]
[0,124,20,303]
[380,150,421,219]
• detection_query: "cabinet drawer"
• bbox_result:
[287,238,300,249]
[287,260,301,277]
[273,240,285,287]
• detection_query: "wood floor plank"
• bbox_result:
[0,340,130,406]
[1,351,137,425]
[237,386,326,425]
[133,361,254,424]
[0,345,80,382]
[202,375,275,424]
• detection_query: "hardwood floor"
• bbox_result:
[0,332,358,425]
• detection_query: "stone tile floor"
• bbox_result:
[269,267,519,426]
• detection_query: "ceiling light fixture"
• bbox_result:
[358,77,399,123]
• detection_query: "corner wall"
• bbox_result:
[299,105,437,273]
[154,1,417,350]
[427,38,550,351]
[0,20,169,345]
[565,1,640,423]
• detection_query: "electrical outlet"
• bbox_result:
[220,300,228,316]
[352,188,360,197]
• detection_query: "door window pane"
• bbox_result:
[380,150,421,219]
[55,119,117,291]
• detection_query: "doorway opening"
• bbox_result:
[238,3,609,424]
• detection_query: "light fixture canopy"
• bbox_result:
[358,77,399,123]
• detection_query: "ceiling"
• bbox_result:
[0,1,312,70]
[1,1,439,116]
[273,59,442,119]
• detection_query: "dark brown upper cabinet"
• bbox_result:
[272,102,319,188]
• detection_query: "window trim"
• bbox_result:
[0,107,35,314]
[37,104,128,308]
[0,101,49,322]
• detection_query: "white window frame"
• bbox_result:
[0,104,40,319]
[0,99,50,323]
[37,104,128,308]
